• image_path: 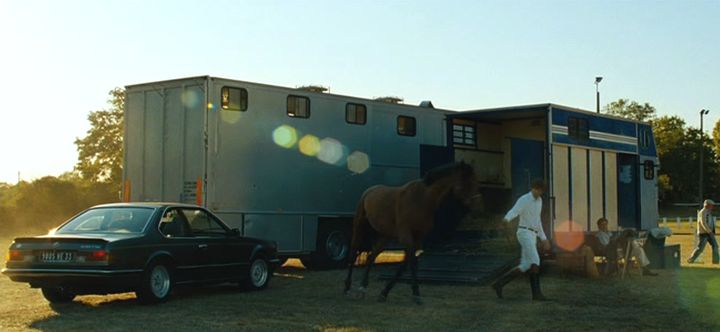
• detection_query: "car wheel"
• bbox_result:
[243,257,271,290]
[136,261,173,304]
[302,229,350,270]
[41,287,76,303]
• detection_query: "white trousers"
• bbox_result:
[517,228,540,272]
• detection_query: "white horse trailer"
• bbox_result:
[122,76,449,268]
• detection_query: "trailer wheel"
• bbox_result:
[301,227,350,269]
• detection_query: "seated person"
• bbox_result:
[594,217,658,276]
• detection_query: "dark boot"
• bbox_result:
[530,272,549,301]
[642,267,658,276]
[491,268,520,299]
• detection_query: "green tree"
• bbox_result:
[74,88,125,186]
[603,99,657,122]
[712,119,720,158]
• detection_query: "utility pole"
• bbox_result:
[595,76,603,113]
[700,109,710,205]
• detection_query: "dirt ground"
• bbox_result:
[2,233,720,332]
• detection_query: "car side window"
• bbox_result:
[183,209,227,237]
[159,209,191,238]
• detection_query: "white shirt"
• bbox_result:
[698,208,715,234]
[504,191,547,241]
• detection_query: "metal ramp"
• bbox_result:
[378,233,518,284]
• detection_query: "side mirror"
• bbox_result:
[230,228,241,236]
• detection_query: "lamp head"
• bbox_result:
[595,76,603,84]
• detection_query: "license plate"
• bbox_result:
[39,251,75,263]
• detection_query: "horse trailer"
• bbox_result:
[122,76,449,268]
[446,104,659,238]
[122,76,659,268]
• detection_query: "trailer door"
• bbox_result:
[124,83,206,203]
[617,153,639,229]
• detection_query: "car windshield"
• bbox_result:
[56,207,155,234]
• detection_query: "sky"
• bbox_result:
[0,0,718,184]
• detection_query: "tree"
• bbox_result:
[74,88,125,187]
[603,99,657,122]
[712,119,720,158]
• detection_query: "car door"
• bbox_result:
[182,208,241,281]
[158,208,208,283]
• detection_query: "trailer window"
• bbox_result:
[345,103,367,125]
[452,124,476,146]
[643,160,655,180]
[287,95,310,118]
[221,87,248,111]
[639,129,651,149]
[397,116,416,136]
[568,117,589,142]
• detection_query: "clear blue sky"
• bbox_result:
[0,0,718,184]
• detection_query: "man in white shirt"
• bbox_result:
[491,180,550,301]
[688,199,719,264]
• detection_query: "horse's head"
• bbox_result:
[423,161,478,203]
[450,161,478,203]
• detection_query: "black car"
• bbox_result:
[2,203,280,304]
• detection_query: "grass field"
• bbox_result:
[2,233,720,332]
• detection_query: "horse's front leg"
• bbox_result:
[378,248,410,302]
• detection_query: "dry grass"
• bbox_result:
[2,233,720,332]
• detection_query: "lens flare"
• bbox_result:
[553,220,585,251]
[317,138,345,165]
[347,151,370,174]
[299,135,321,156]
[181,90,201,108]
[273,125,298,149]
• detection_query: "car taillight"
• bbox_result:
[6,250,23,262]
[86,250,108,261]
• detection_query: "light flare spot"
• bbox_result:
[180,90,201,108]
[273,125,298,149]
[553,220,585,252]
[299,135,321,156]
[317,138,345,165]
[347,151,370,174]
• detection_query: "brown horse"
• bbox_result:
[343,162,477,304]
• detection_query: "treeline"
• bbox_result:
[1,88,124,235]
[0,175,118,235]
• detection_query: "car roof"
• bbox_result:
[91,202,205,209]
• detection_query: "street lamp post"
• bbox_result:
[595,76,603,113]
[700,109,710,205]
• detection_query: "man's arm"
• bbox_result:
[503,196,527,222]
[699,211,712,234]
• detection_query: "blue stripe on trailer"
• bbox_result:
[553,134,637,153]
[552,108,637,137]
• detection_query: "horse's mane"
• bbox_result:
[422,162,473,185]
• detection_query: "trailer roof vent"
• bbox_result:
[375,96,403,104]
[297,85,328,93]
[419,100,434,108]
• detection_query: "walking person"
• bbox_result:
[688,199,719,264]
[491,179,550,301]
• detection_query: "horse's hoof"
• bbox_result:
[377,294,387,303]
[412,296,423,306]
